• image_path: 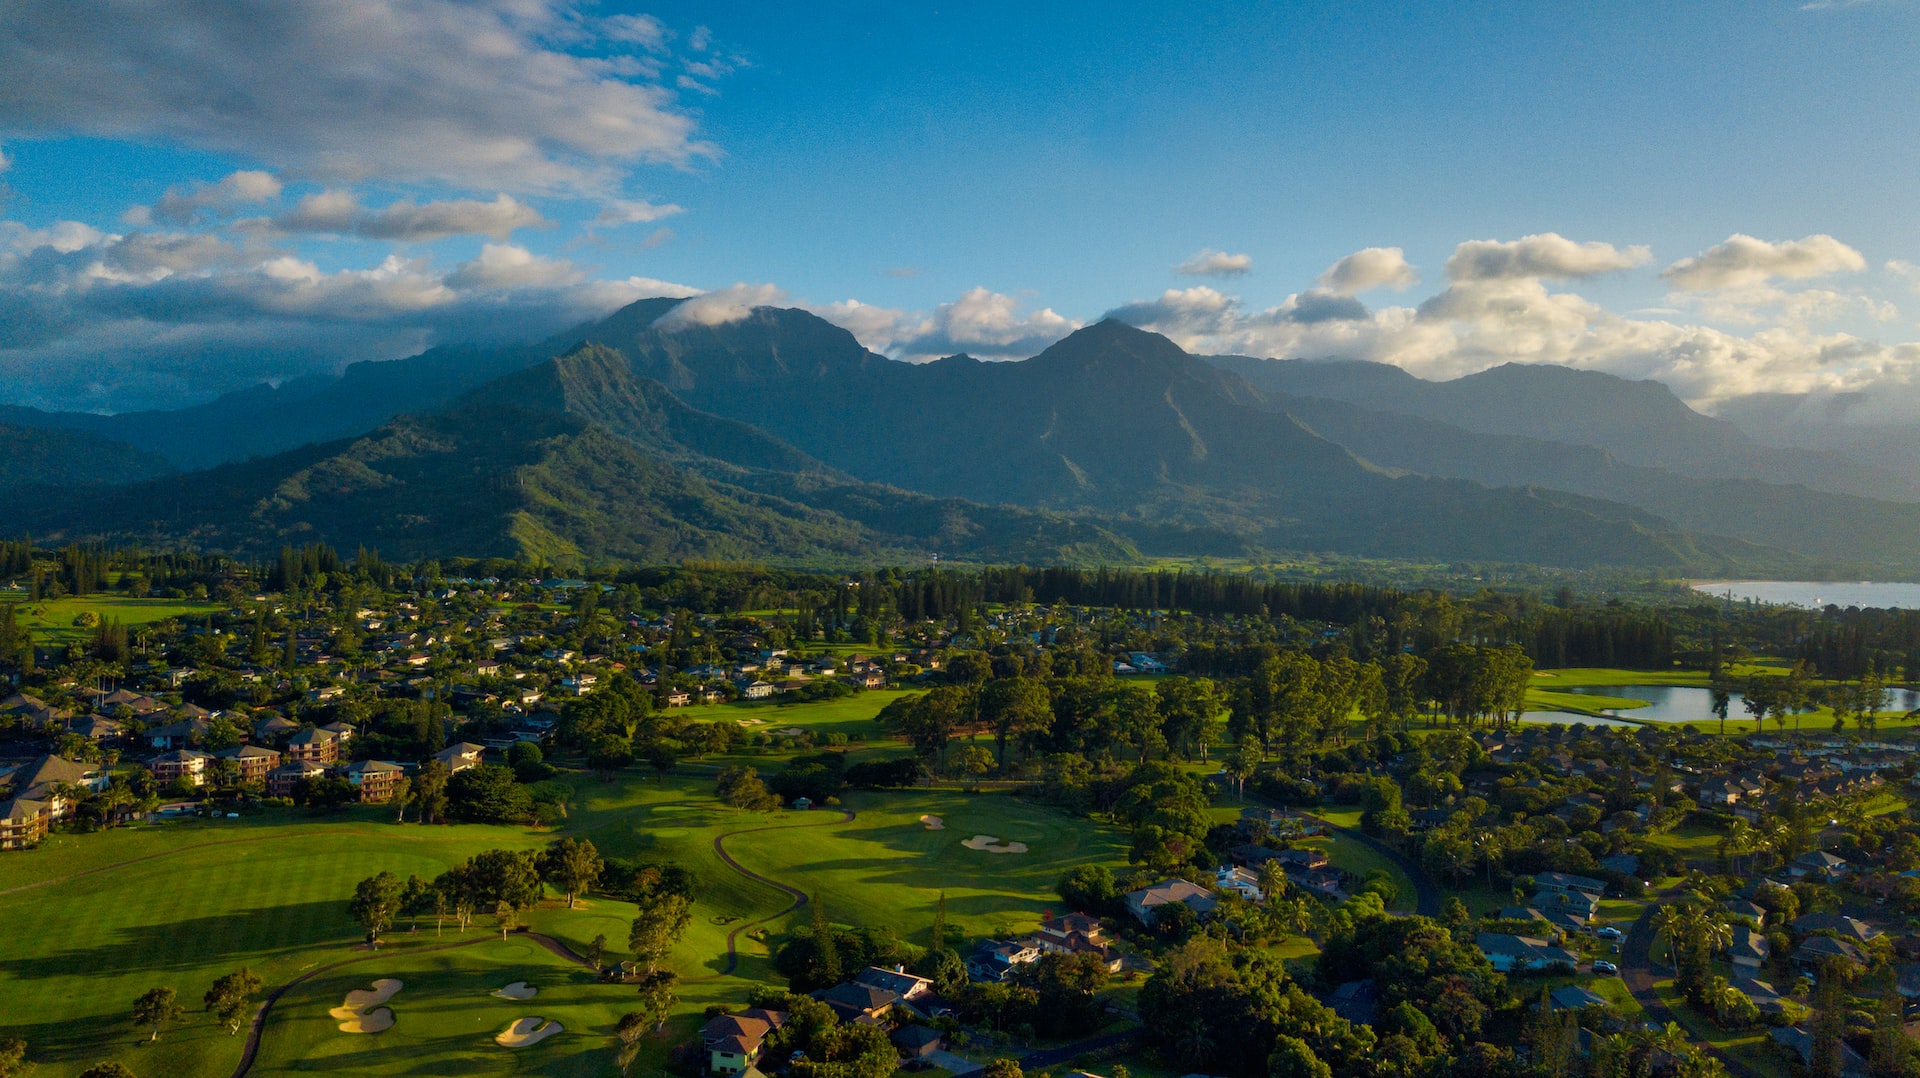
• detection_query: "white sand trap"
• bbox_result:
[491,981,537,1000]
[777,726,805,736]
[335,1007,394,1033]
[496,1017,564,1047]
[332,979,403,1033]
[961,834,1029,854]
[920,814,945,830]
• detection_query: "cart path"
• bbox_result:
[687,808,857,982]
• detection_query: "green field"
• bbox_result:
[5,594,223,646]
[0,767,1134,1077]
[673,687,917,743]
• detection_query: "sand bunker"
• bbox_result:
[962,834,1029,854]
[491,981,537,1000]
[920,814,945,830]
[332,978,402,1033]
[496,1017,564,1047]
[776,726,805,736]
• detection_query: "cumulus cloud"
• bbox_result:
[445,243,583,290]
[1317,246,1418,295]
[1662,233,1866,292]
[887,287,1080,359]
[259,192,545,241]
[593,198,684,226]
[1108,232,1920,411]
[0,0,719,194]
[136,170,282,226]
[1445,232,1651,281]
[652,282,787,329]
[0,215,697,409]
[1173,249,1253,277]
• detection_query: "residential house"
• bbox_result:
[65,715,123,742]
[739,680,774,700]
[814,982,897,1025]
[150,748,212,787]
[146,717,213,750]
[1549,985,1612,1011]
[1793,935,1867,974]
[1791,851,1849,881]
[8,755,109,815]
[219,744,282,785]
[1772,1025,1869,1078]
[0,797,51,850]
[1124,878,1218,925]
[344,759,405,803]
[1216,865,1264,902]
[434,742,486,774]
[286,728,339,765]
[701,1009,785,1076]
[1792,913,1880,943]
[320,721,355,745]
[665,689,692,707]
[966,939,1041,983]
[266,760,330,798]
[891,1025,944,1062]
[1730,925,1770,971]
[1535,871,1606,897]
[1477,933,1579,973]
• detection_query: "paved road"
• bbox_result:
[1300,810,1442,917]
[1617,890,1766,1078]
[1019,1028,1142,1070]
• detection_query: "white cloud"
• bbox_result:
[1888,259,1920,294]
[1173,249,1253,277]
[1445,233,1651,281]
[0,0,720,194]
[1662,233,1866,292]
[889,287,1080,360]
[258,192,545,241]
[1109,232,1920,410]
[136,170,283,226]
[593,198,685,226]
[445,243,583,290]
[0,146,12,174]
[1317,246,1418,295]
[652,282,787,329]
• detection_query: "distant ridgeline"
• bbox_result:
[2,298,1920,574]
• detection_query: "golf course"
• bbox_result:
[0,763,1135,1077]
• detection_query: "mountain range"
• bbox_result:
[1,295,1915,573]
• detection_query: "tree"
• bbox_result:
[588,933,608,973]
[387,774,412,823]
[446,764,531,823]
[0,1036,26,1078]
[635,969,678,1030]
[628,887,694,974]
[615,1010,649,1077]
[350,871,404,945]
[716,765,780,811]
[1058,864,1117,913]
[203,968,264,1035]
[539,837,604,909]
[494,900,521,940]
[78,1066,138,1078]
[411,759,449,824]
[980,1060,1024,1078]
[133,986,184,1041]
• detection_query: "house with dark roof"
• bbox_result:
[1477,932,1579,973]
[813,981,896,1025]
[343,759,404,803]
[1123,878,1217,925]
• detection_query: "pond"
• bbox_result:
[1693,580,1920,610]
[1562,684,1920,724]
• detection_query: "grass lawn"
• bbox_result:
[0,769,1137,1077]
[4,594,223,646]
[0,808,555,1078]
[251,935,634,1077]
[721,788,1132,942]
[671,687,917,743]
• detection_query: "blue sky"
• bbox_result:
[3,1,1919,414]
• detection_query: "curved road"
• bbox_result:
[1617,891,1765,1078]
[689,808,856,982]
[1301,810,1441,917]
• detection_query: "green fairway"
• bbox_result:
[4,593,222,646]
[671,686,917,742]
[722,788,1133,941]
[0,768,1137,1077]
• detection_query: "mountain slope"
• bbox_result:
[0,424,174,491]
[1207,354,1920,501]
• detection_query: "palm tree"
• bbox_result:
[1653,904,1692,967]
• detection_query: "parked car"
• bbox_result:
[1596,926,1625,941]
[1592,960,1619,976]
